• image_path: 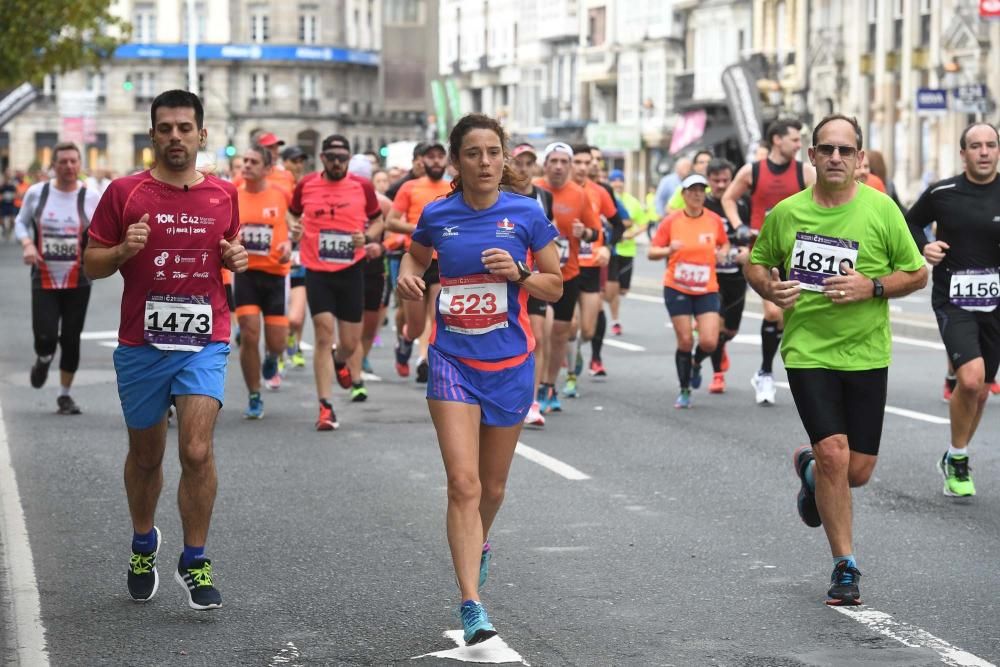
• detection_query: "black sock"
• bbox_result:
[352,381,364,389]
[693,346,712,365]
[761,321,781,374]
[711,332,732,372]
[675,349,692,389]
[320,398,332,409]
[946,374,957,392]
[591,310,606,362]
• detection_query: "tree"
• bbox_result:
[0,0,130,89]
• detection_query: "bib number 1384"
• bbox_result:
[788,232,859,292]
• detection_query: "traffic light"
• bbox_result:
[225,144,237,158]
[379,146,389,158]
[122,75,133,92]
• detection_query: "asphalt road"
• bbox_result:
[1,240,998,666]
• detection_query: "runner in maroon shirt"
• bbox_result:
[84,90,248,611]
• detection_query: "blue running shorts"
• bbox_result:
[113,342,230,430]
[426,345,534,427]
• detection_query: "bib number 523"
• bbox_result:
[448,293,498,315]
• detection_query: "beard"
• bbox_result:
[325,166,347,181]
[158,145,192,170]
[425,165,446,181]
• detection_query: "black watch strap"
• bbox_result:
[515,260,531,283]
[872,278,884,298]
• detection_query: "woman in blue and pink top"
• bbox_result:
[397,114,562,644]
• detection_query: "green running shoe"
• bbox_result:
[562,374,579,398]
[939,453,975,497]
[350,385,368,402]
[291,351,306,368]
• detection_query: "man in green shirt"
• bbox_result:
[746,114,927,606]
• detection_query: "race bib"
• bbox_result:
[242,224,273,256]
[788,232,859,292]
[318,230,355,264]
[673,262,711,292]
[143,294,213,351]
[555,237,570,267]
[579,240,594,258]
[41,232,78,263]
[950,269,1000,312]
[439,273,509,335]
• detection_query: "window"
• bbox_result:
[385,0,420,24]
[588,6,606,47]
[134,71,157,108]
[182,3,207,42]
[867,0,878,51]
[251,72,269,104]
[134,3,157,43]
[299,7,319,43]
[87,71,106,105]
[300,73,318,111]
[892,0,903,50]
[919,0,931,45]
[251,9,270,43]
[41,74,57,98]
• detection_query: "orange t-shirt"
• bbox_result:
[864,174,887,193]
[239,184,291,276]
[533,178,602,281]
[651,209,727,295]
[578,179,615,268]
[232,169,294,202]
[392,176,452,252]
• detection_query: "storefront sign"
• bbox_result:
[952,84,990,113]
[916,88,948,114]
[114,43,379,66]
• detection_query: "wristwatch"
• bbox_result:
[871,277,884,298]
[515,260,531,283]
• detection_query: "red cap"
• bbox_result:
[511,143,537,159]
[256,132,284,147]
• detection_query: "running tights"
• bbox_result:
[32,286,91,374]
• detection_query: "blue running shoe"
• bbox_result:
[793,446,821,527]
[537,385,551,413]
[674,389,691,409]
[458,600,497,645]
[362,356,374,374]
[479,543,492,589]
[562,374,579,398]
[547,386,562,412]
[244,393,263,420]
[690,360,703,389]
[262,355,278,380]
[573,348,584,377]
[826,560,862,606]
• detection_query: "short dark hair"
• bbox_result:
[571,143,592,157]
[692,149,714,163]
[811,114,863,149]
[959,122,1000,150]
[51,142,81,162]
[766,118,803,148]
[706,158,735,178]
[246,143,273,168]
[150,89,204,129]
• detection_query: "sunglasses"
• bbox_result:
[322,152,351,163]
[814,144,858,158]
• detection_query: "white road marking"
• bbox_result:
[833,607,995,667]
[412,630,529,665]
[0,400,51,666]
[268,641,303,666]
[625,293,662,304]
[99,342,118,349]
[515,442,590,481]
[893,335,945,350]
[603,339,646,352]
[774,382,949,425]
[80,330,118,340]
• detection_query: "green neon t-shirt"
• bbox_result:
[749,184,925,370]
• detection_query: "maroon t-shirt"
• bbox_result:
[89,171,240,347]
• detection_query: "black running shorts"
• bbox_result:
[786,367,888,456]
[608,255,634,290]
[933,302,1000,382]
[234,270,288,317]
[552,276,581,322]
[579,266,602,294]
[526,295,548,317]
[305,262,365,323]
[718,272,748,333]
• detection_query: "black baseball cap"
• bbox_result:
[321,134,351,152]
[412,142,429,159]
[281,146,307,161]
[419,141,447,156]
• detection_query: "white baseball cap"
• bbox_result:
[542,142,574,162]
[681,173,709,189]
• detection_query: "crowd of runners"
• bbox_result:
[8,89,999,641]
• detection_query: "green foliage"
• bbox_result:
[0,0,130,89]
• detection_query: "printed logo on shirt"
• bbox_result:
[154,270,167,280]
[201,252,210,264]
[154,251,170,267]
[496,217,517,238]
[172,271,189,279]
[192,271,210,278]
[262,207,279,219]
[210,198,220,204]
[443,225,460,237]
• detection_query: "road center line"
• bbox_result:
[775,382,949,425]
[603,339,646,352]
[515,442,590,481]
[412,630,529,664]
[833,607,995,667]
[0,400,51,666]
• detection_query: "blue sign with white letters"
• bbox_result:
[114,43,379,66]
[916,88,948,113]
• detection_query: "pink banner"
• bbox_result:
[668,109,707,154]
